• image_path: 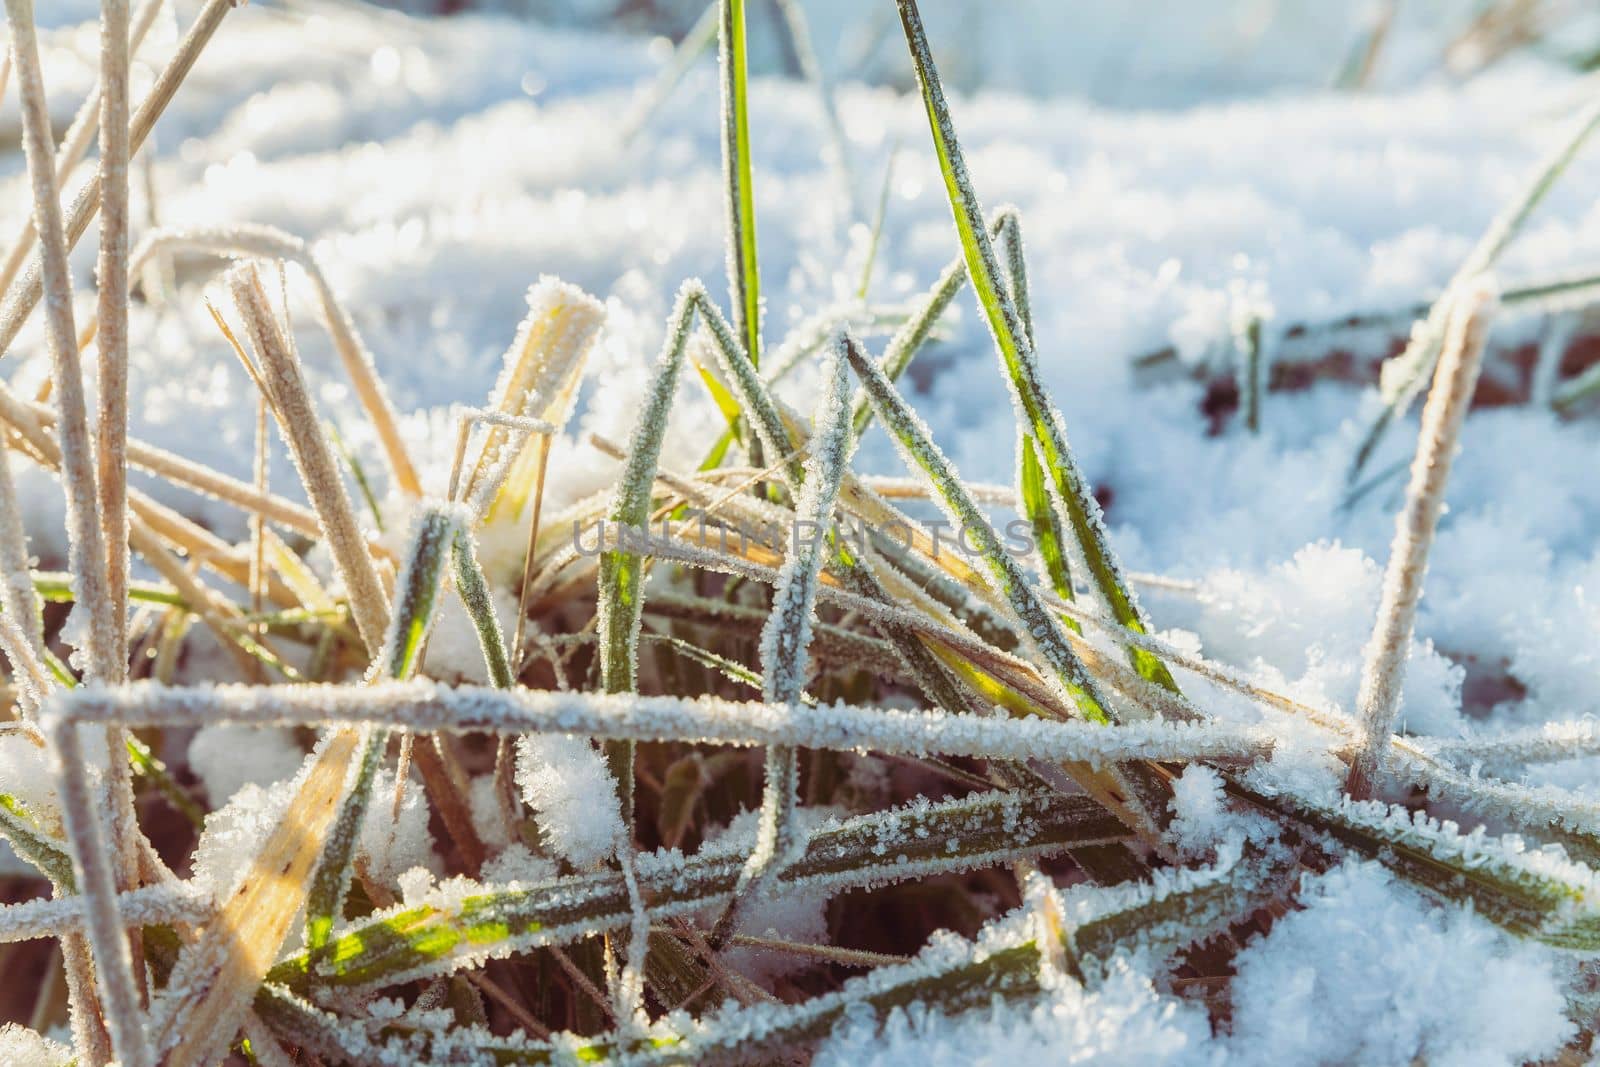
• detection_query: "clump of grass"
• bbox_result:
[5,2,1600,1065]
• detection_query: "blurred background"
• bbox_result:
[355,0,1600,106]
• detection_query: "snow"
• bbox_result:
[0,732,58,828]
[185,724,306,807]
[1166,764,1227,857]
[355,769,440,889]
[0,1025,71,1067]
[1226,861,1572,1067]
[816,957,1216,1067]
[513,732,623,868]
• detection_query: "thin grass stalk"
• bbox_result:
[1530,311,1577,409]
[710,342,853,948]
[4,386,334,541]
[306,507,455,953]
[97,0,132,682]
[126,517,285,682]
[1239,313,1265,433]
[772,0,855,218]
[895,1,1177,695]
[117,222,426,495]
[0,612,52,713]
[6,0,117,682]
[849,210,1010,438]
[1347,281,1498,797]
[1349,93,1600,487]
[8,7,148,1050]
[597,284,698,832]
[0,0,163,301]
[228,263,392,655]
[719,0,761,370]
[52,682,1270,769]
[846,340,1110,723]
[0,0,239,361]
[856,144,896,300]
[0,431,45,669]
[42,720,152,1067]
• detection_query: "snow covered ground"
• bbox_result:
[8,1,1600,1062]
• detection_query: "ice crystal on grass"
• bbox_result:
[514,733,624,869]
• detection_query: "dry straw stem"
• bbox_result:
[98,0,133,681]
[228,263,392,655]
[3,385,339,542]
[0,0,164,300]
[1346,279,1499,799]
[149,729,366,1067]
[465,277,604,518]
[119,223,425,497]
[6,0,117,682]
[0,0,239,361]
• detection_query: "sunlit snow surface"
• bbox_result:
[7,1,1600,1061]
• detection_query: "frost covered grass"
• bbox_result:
[6,0,1600,1064]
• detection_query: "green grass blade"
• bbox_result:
[33,571,184,608]
[719,0,761,370]
[1265,785,1600,948]
[894,2,1176,693]
[269,788,1123,994]
[0,794,76,889]
[327,419,385,533]
[1018,430,1077,619]
[845,338,1109,723]
[449,522,514,690]
[306,506,454,951]
[597,284,699,829]
[849,211,1010,438]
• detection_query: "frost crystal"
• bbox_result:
[514,733,624,869]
